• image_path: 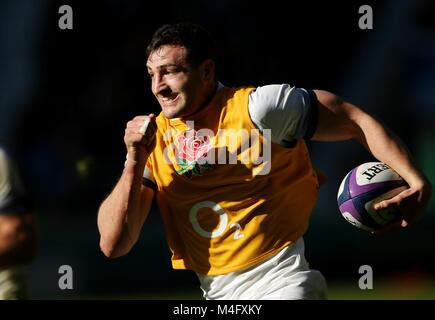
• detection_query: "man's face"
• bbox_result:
[146,45,211,119]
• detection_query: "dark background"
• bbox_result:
[1,0,434,298]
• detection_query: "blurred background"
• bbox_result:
[0,0,434,299]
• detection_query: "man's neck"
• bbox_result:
[181,80,219,120]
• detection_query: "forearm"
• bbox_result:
[353,111,426,187]
[352,105,431,226]
[314,89,428,187]
[97,160,151,258]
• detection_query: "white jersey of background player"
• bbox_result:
[0,147,38,299]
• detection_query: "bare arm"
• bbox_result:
[97,164,154,258]
[312,90,432,229]
[97,114,157,258]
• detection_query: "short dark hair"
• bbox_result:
[146,23,217,66]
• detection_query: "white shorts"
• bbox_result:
[197,238,327,300]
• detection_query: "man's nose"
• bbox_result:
[152,74,167,95]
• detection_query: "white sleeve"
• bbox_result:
[248,84,317,146]
[0,148,30,214]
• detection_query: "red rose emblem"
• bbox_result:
[176,130,211,164]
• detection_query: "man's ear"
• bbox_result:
[202,59,215,80]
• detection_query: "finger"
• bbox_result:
[127,119,146,128]
[125,126,156,146]
[126,120,138,128]
[133,115,149,121]
[373,198,400,211]
[133,114,156,121]
[145,121,157,146]
[138,118,150,135]
[125,129,146,139]
[373,188,414,210]
[127,119,150,128]
[125,128,144,135]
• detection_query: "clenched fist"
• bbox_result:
[124,114,157,165]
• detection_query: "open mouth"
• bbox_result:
[160,93,180,107]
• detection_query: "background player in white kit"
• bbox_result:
[0,146,38,299]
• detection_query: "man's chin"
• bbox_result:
[162,108,182,119]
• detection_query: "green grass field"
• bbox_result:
[108,278,435,300]
[327,279,435,300]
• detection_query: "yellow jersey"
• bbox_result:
[145,86,319,275]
